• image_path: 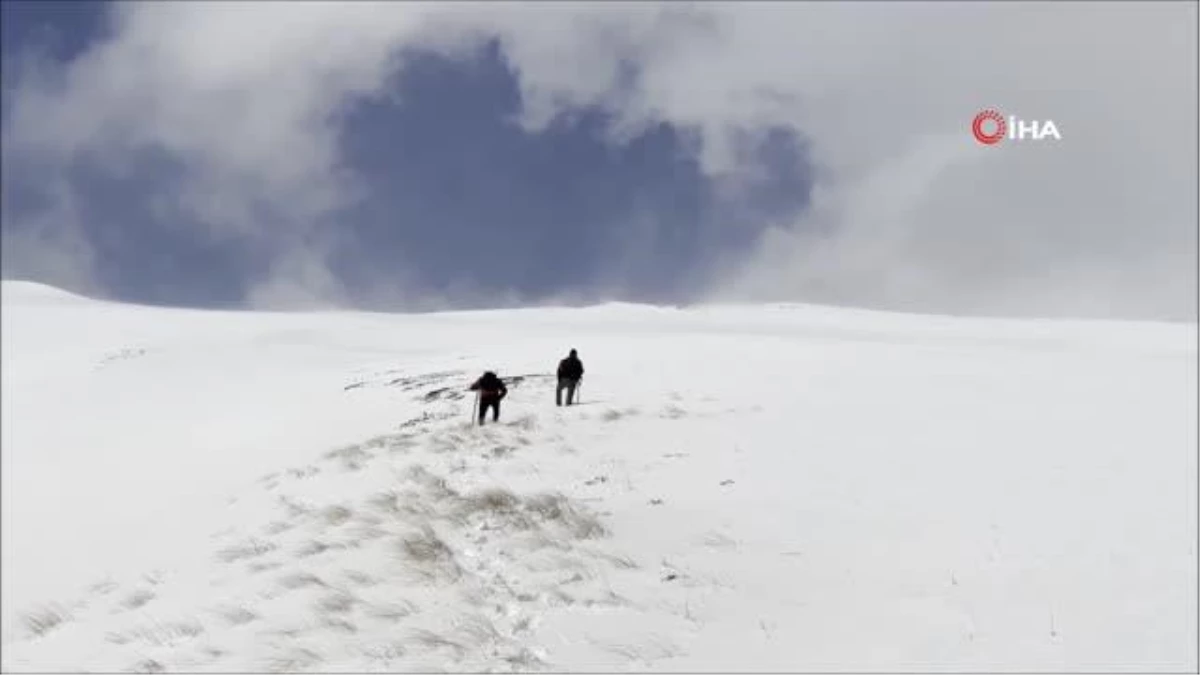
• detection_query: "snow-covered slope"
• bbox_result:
[2,281,1195,671]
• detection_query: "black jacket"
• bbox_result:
[557,356,584,381]
[469,372,507,399]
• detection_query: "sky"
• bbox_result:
[1,1,1196,320]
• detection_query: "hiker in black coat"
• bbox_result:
[556,349,584,406]
[469,371,508,424]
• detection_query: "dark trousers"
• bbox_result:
[478,396,500,423]
[556,378,579,406]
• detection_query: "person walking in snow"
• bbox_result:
[469,371,508,424]
[556,349,584,406]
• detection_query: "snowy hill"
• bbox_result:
[1,281,1195,671]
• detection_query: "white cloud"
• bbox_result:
[3,1,1195,318]
[552,1,1197,320]
[7,2,431,236]
[0,177,100,296]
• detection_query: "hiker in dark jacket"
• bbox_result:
[556,349,584,406]
[469,371,508,424]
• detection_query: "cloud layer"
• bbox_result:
[3,1,1195,319]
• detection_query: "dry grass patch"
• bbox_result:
[365,599,419,622]
[216,605,259,626]
[264,647,323,673]
[216,538,276,563]
[524,493,608,539]
[320,504,354,526]
[314,590,358,614]
[122,588,156,610]
[278,571,328,590]
[399,526,463,583]
[20,604,70,637]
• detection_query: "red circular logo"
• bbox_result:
[972,109,1006,145]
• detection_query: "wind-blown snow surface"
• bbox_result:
[2,280,1196,672]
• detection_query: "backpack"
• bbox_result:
[478,371,503,395]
